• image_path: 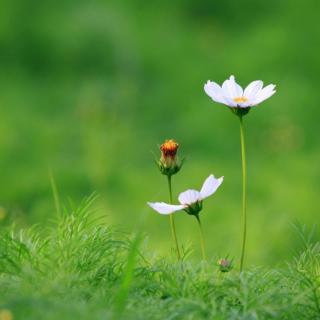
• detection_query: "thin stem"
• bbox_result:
[239,116,247,273]
[195,215,207,261]
[167,175,181,260]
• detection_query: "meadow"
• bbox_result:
[0,0,320,319]
[1,196,320,319]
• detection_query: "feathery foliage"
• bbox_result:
[0,197,319,319]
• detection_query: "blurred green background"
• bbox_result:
[0,0,319,265]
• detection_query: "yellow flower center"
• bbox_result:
[233,96,248,103]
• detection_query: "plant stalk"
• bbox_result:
[167,175,181,260]
[195,215,207,261]
[239,116,247,273]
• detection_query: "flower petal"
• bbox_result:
[147,202,185,215]
[238,101,251,108]
[237,98,252,108]
[244,80,263,100]
[204,81,228,105]
[178,189,201,205]
[252,84,276,105]
[222,75,243,101]
[200,175,224,200]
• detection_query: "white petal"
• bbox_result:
[244,80,263,100]
[204,81,227,105]
[252,84,276,105]
[222,75,243,101]
[200,175,224,200]
[147,202,185,215]
[178,189,201,205]
[238,102,251,108]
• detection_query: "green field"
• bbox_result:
[1,196,320,319]
[0,0,320,318]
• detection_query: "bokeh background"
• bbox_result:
[0,0,319,265]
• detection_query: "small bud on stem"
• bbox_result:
[217,258,233,273]
[158,139,182,176]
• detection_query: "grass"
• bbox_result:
[0,195,319,320]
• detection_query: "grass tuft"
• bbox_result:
[0,196,319,319]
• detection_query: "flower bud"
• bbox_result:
[158,139,182,176]
[217,258,233,273]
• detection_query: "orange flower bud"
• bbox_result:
[161,139,179,159]
[158,139,182,176]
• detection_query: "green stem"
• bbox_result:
[167,175,181,260]
[239,116,247,273]
[195,215,207,261]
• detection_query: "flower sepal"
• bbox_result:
[184,201,203,216]
[230,107,250,118]
[157,158,182,177]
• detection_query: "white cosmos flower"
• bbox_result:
[204,75,276,108]
[147,174,223,215]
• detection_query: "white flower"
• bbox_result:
[204,75,276,108]
[147,174,224,215]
